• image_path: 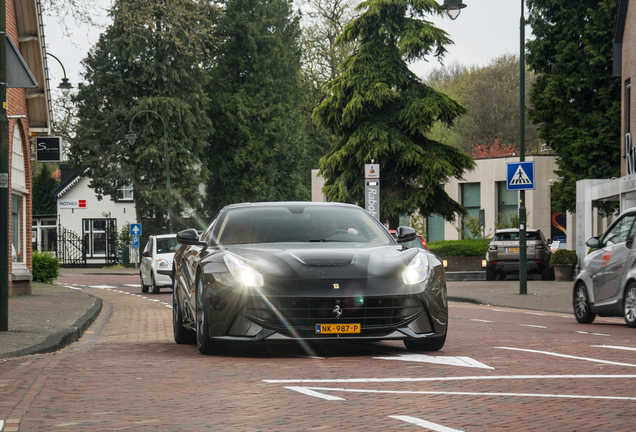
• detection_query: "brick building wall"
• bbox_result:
[622,0,636,176]
[6,0,33,296]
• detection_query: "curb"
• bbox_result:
[448,296,572,315]
[0,292,103,359]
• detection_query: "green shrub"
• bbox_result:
[427,239,491,257]
[32,251,60,283]
[549,249,578,267]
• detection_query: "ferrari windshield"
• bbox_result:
[214,205,394,245]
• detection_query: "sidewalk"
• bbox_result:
[0,269,573,359]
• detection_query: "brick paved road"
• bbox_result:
[1,276,636,431]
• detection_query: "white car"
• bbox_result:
[140,234,178,294]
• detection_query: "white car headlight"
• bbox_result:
[402,251,429,285]
[157,258,171,269]
[223,254,264,287]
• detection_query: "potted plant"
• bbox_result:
[550,249,578,281]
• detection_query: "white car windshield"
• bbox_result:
[156,237,178,254]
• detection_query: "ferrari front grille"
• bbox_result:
[244,295,422,329]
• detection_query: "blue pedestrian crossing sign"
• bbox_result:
[130,223,142,236]
[132,236,140,249]
[506,161,535,191]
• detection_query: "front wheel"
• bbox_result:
[151,273,160,294]
[623,283,636,328]
[173,277,195,344]
[196,278,216,355]
[404,333,446,352]
[573,283,595,324]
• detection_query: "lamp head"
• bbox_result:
[440,0,467,20]
[126,130,137,145]
[57,77,74,97]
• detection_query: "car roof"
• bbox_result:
[222,201,362,211]
[495,228,540,233]
[153,233,177,239]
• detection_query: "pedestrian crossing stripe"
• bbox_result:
[510,165,532,185]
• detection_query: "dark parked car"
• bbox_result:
[172,202,448,355]
[574,207,636,327]
[486,228,553,281]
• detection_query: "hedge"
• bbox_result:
[427,239,491,257]
[32,251,60,283]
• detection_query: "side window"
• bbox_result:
[201,218,217,243]
[603,214,636,246]
[143,238,152,254]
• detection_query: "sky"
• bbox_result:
[41,0,529,96]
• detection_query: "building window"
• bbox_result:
[461,183,481,239]
[427,214,445,242]
[11,124,27,266]
[497,181,518,224]
[83,218,117,257]
[33,218,57,252]
[118,183,133,201]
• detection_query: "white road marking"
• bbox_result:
[519,324,548,329]
[592,345,636,351]
[491,309,510,312]
[65,286,83,290]
[525,312,546,316]
[264,374,636,384]
[0,420,4,430]
[576,331,611,336]
[373,354,494,369]
[125,284,141,287]
[284,386,636,401]
[389,415,464,431]
[87,285,117,289]
[496,347,636,367]
[470,319,493,323]
[285,386,344,400]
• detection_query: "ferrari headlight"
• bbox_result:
[223,254,264,287]
[402,251,429,285]
[157,258,171,269]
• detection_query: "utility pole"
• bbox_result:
[0,0,10,331]
[519,0,527,295]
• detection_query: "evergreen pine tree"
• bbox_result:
[313,0,475,226]
[204,0,308,215]
[32,164,58,215]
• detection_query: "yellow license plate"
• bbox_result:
[316,324,361,334]
[507,247,520,252]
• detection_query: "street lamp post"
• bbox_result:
[46,53,75,97]
[440,0,529,294]
[126,110,173,234]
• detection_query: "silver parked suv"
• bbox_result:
[486,228,553,281]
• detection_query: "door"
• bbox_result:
[141,237,153,285]
[590,213,636,303]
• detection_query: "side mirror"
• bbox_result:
[586,237,603,249]
[396,226,417,243]
[547,239,553,244]
[177,228,208,248]
[142,251,151,258]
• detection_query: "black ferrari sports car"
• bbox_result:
[172,202,448,354]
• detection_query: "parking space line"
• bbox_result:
[470,319,493,323]
[519,324,548,329]
[388,415,464,431]
[576,331,611,336]
[496,347,636,367]
[592,345,636,351]
[264,374,636,384]
[285,386,636,401]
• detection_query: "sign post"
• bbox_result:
[365,162,380,220]
[507,161,535,294]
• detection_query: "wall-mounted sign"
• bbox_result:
[36,136,62,162]
[58,199,86,209]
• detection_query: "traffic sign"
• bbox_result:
[132,236,140,249]
[130,223,142,236]
[506,161,535,191]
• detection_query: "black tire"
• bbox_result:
[151,273,160,294]
[573,283,595,324]
[196,278,215,355]
[486,267,496,281]
[541,266,554,281]
[140,273,149,294]
[404,333,446,352]
[623,283,636,328]
[173,277,196,344]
